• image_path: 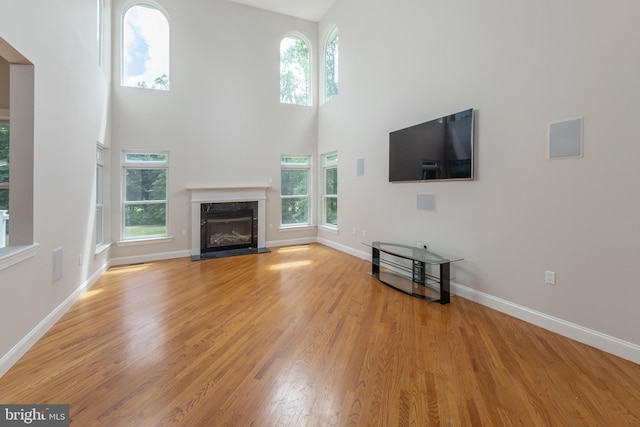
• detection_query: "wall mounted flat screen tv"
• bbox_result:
[389,108,475,182]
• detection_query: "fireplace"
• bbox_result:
[188,186,269,260]
[201,202,258,253]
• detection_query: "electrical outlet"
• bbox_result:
[545,270,556,285]
[362,229,366,238]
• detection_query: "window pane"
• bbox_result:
[280,36,310,106]
[325,28,339,101]
[122,5,170,90]
[0,202,7,247]
[124,203,167,238]
[0,189,7,211]
[281,170,308,196]
[281,197,308,225]
[325,167,337,195]
[324,153,337,164]
[325,197,337,226]
[96,205,103,245]
[125,152,168,163]
[125,169,167,201]
[96,165,103,204]
[281,156,309,166]
[0,124,8,184]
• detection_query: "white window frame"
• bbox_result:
[96,145,105,247]
[321,152,338,230]
[280,155,312,228]
[120,151,169,243]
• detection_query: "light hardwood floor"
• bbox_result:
[0,244,638,426]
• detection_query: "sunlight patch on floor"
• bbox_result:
[275,245,310,253]
[269,260,312,270]
[104,263,151,275]
[79,288,104,300]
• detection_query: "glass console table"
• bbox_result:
[364,242,463,304]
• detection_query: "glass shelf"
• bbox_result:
[363,241,463,304]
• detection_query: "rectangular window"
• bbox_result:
[322,152,338,228]
[0,121,9,248]
[96,146,104,246]
[122,151,168,240]
[281,155,310,226]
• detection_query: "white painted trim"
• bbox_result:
[450,282,640,365]
[267,237,318,248]
[0,244,39,272]
[318,237,369,261]
[116,236,174,247]
[188,186,269,256]
[110,249,191,266]
[186,185,270,192]
[327,241,640,364]
[0,258,110,378]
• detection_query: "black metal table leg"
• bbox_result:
[372,247,380,276]
[439,262,450,304]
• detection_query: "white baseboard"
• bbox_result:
[451,282,640,365]
[3,242,638,380]
[317,237,370,261]
[110,249,191,266]
[321,241,640,364]
[266,237,318,248]
[0,259,110,378]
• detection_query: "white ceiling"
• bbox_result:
[228,0,336,22]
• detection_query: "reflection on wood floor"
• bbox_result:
[0,243,638,425]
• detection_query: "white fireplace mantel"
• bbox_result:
[188,186,270,257]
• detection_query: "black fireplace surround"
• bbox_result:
[200,201,258,255]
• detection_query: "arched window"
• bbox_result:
[324,27,339,102]
[280,35,311,106]
[122,4,170,91]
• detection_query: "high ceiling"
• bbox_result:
[228,0,336,22]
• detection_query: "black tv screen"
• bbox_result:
[389,108,475,182]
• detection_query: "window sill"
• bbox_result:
[95,243,111,257]
[116,236,174,247]
[0,243,39,272]
[318,224,338,233]
[279,225,316,232]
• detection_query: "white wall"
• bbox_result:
[318,0,640,349]
[0,0,111,374]
[1,0,639,376]
[109,0,319,261]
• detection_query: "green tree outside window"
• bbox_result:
[280,36,310,106]
[325,28,339,101]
